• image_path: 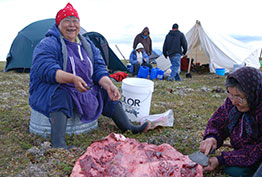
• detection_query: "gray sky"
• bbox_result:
[0,0,262,61]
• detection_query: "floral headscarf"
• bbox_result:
[227,66,262,113]
[226,66,262,140]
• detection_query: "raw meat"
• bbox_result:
[71,133,203,177]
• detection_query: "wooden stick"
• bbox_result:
[115,44,127,62]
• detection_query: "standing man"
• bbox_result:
[163,23,187,81]
[133,27,152,56]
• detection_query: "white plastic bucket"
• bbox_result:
[121,78,154,122]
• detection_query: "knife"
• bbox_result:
[188,148,215,166]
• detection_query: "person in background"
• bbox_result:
[133,27,152,56]
[29,3,150,149]
[163,23,187,81]
[200,67,262,177]
[129,43,152,76]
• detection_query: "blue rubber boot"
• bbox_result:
[50,112,73,149]
[111,103,150,134]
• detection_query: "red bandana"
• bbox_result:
[55,3,80,25]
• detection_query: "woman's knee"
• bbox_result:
[50,88,73,115]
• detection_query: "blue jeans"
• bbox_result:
[168,53,182,81]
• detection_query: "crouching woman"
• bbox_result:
[200,67,262,177]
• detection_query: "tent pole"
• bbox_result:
[115,44,127,62]
[186,22,198,78]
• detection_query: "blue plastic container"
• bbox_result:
[137,66,149,78]
[157,69,165,80]
[216,68,225,76]
[149,67,159,80]
[126,63,132,73]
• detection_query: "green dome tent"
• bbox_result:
[5,19,56,72]
[5,19,126,72]
[83,32,127,72]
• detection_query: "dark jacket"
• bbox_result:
[133,27,152,56]
[29,24,108,117]
[204,67,262,167]
[204,98,262,167]
[163,30,187,58]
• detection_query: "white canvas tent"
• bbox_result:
[185,20,260,73]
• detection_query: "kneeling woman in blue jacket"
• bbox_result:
[29,3,150,149]
[129,43,152,76]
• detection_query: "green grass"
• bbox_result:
[0,61,229,176]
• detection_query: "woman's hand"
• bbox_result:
[200,137,217,155]
[99,76,120,101]
[72,75,88,92]
[55,70,88,92]
[203,157,219,172]
[106,84,121,101]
